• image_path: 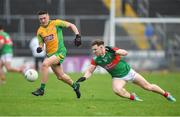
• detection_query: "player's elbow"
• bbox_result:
[68,23,76,29]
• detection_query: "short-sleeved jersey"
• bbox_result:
[0,31,13,55]
[37,19,68,56]
[91,47,131,78]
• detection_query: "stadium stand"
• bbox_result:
[0,0,110,56]
[1,0,180,58]
[0,19,19,33]
[10,0,59,15]
[81,19,106,36]
[65,0,109,15]
[149,0,180,17]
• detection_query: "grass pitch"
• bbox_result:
[0,72,179,116]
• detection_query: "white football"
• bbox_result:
[25,69,38,82]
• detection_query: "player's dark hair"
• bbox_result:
[91,40,104,46]
[37,10,48,15]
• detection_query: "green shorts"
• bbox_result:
[47,50,67,64]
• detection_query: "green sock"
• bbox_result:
[40,83,45,90]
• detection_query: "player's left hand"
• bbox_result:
[36,47,42,53]
[76,77,86,83]
[105,46,115,54]
[74,34,81,47]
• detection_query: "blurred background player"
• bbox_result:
[29,36,46,71]
[0,25,24,84]
[76,40,176,102]
[32,10,81,98]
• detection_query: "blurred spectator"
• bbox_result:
[29,36,46,71]
[145,23,159,50]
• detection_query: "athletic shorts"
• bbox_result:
[113,69,137,82]
[47,51,67,64]
[0,53,13,63]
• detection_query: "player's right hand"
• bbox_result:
[105,46,115,54]
[74,34,82,47]
[36,47,42,53]
[76,77,86,83]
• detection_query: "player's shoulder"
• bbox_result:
[51,19,64,23]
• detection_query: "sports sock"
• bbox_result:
[40,83,45,90]
[130,94,135,100]
[163,92,169,97]
[71,82,76,88]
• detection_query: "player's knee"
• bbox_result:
[5,66,12,71]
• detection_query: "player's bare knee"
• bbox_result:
[5,66,12,71]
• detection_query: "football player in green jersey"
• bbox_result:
[76,40,176,102]
[0,25,24,84]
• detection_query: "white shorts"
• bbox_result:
[113,69,137,82]
[0,53,13,63]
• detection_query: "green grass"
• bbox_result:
[0,72,180,116]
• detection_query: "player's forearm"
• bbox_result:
[77,65,96,83]
[69,23,80,35]
[83,70,92,79]
[84,65,96,79]
[76,70,92,83]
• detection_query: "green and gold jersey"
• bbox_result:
[91,47,131,78]
[37,19,68,57]
[0,31,13,55]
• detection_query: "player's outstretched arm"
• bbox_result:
[76,64,96,83]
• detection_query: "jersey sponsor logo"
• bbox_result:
[43,34,54,42]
